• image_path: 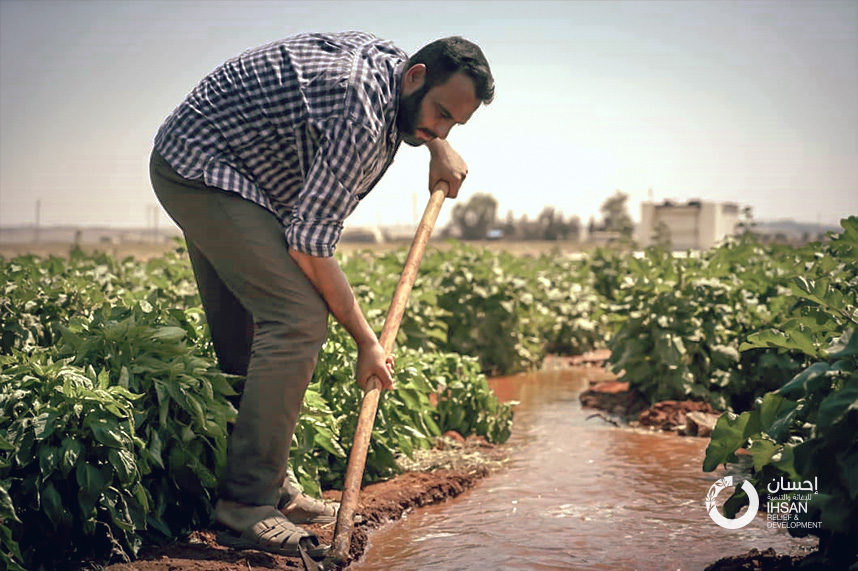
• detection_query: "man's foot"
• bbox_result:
[215,500,328,557]
[278,489,339,524]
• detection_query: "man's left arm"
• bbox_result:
[426,139,468,198]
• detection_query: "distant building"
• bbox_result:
[637,200,740,250]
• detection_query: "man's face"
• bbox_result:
[398,67,481,147]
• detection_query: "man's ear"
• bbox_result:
[403,63,426,95]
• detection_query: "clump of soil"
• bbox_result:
[578,371,721,436]
[704,547,811,571]
[89,437,504,571]
[579,378,650,419]
[397,432,507,473]
[636,399,721,436]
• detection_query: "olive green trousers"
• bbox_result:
[149,150,328,507]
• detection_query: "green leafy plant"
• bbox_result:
[605,232,812,410]
[1,246,517,568]
[340,242,610,375]
[293,323,513,497]
[433,245,545,374]
[1,351,146,568]
[704,217,858,568]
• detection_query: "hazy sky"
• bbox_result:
[1,0,856,231]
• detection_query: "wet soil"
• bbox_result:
[703,547,814,571]
[574,350,722,436]
[88,437,505,571]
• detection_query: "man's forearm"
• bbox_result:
[288,249,376,348]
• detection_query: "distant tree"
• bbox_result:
[466,207,584,242]
[738,206,756,234]
[518,213,543,240]
[502,209,517,238]
[450,192,498,240]
[652,220,672,250]
[567,215,582,242]
[537,206,564,240]
[599,190,634,238]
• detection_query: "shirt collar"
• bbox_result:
[388,59,406,146]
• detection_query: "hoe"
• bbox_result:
[306,181,449,570]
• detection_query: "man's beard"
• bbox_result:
[397,83,430,147]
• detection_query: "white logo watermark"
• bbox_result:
[764,476,822,530]
[706,476,759,529]
[705,476,823,530]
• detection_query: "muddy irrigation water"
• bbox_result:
[350,365,816,571]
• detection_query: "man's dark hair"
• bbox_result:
[407,37,494,105]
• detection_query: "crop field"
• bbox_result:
[1,217,856,570]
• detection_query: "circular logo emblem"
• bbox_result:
[705,476,759,529]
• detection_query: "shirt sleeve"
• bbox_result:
[285,118,372,257]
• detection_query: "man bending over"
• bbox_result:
[149,31,493,557]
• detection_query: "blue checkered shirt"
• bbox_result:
[154,31,406,256]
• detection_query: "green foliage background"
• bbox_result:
[2,216,857,568]
[701,218,857,567]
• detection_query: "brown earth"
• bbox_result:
[703,547,813,571]
[577,365,722,436]
[86,436,506,571]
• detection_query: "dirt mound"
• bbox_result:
[579,376,721,436]
[87,444,499,571]
[637,399,721,436]
[704,547,810,571]
[579,378,649,419]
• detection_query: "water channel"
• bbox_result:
[350,364,815,571]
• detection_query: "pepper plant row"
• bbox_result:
[0,248,517,569]
[2,216,856,569]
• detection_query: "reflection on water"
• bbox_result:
[350,367,815,571]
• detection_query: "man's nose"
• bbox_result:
[437,121,454,140]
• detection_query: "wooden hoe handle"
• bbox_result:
[328,182,449,563]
